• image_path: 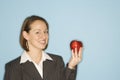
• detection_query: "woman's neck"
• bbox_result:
[27,49,42,64]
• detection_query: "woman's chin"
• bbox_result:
[39,46,47,50]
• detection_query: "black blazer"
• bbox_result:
[4,53,77,80]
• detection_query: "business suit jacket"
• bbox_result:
[4,53,77,80]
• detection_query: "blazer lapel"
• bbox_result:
[21,61,42,80]
[43,59,57,80]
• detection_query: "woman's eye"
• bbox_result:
[35,32,40,34]
[44,31,48,33]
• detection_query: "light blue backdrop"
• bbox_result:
[0,0,120,80]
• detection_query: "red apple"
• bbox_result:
[70,40,83,53]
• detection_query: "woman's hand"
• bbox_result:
[68,47,83,69]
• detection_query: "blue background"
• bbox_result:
[0,0,120,80]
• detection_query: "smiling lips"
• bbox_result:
[39,39,47,45]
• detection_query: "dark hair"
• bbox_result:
[19,15,49,51]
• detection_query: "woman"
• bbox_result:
[4,15,83,80]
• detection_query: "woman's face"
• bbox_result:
[23,20,49,51]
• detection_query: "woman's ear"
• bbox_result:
[22,31,29,40]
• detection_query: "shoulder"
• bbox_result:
[47,53,64,62]
[5,56,21,68]
[46,53,65,68]
[47,53,62,59]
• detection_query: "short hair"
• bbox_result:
[19,15,49,51]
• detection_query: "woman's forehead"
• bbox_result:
[30,20,48,30]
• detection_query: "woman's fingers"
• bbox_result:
[78,47,83,58]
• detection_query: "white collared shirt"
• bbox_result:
[20,51,53,78]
